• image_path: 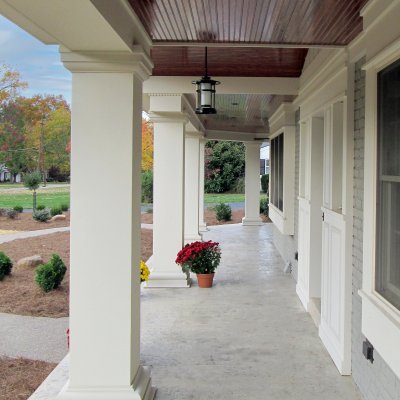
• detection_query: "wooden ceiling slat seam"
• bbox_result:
[259,0,274,44]
[316,0,358,44]
[169,0,190,41]
[213,0,221,43]
[134,0,160,41]
[255,0,273,44]
[162,0,183,41]
[273,0,298,43]
[249,0,263,43]
[237,0,245,42]
[300,0,336,44]
[151,0,174,41]
[262,0,282,42]
[187,0,197,42]
[283,0,313,43]
[326,1,365,44]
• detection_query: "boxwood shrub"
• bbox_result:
[215,203,232,221]
[0,251,13,280]
[35,254,67,292]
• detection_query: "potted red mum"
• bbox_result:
[176,240,221,288]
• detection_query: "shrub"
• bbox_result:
[233,177,245,194]
[23,171,42,210]
[6,208,18,219]
[146,208,153,214]
[36,204,46,210]
[61,203,69,212]
[35,254,67,292]
[261,174,269,194]
[13,205,23,213]
[33,208,51,222]
[50,206,63,216]
[0,251,13,280]
[215,203,232,221]
[141,170,153,203]
[260,197,269,216]
[0,208,6,217]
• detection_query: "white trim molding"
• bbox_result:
[361,35,400,379]
[268,104,296,236]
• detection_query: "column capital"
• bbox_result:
[60,45,153,80]
[244,141,262,148]
[147,111,189,125]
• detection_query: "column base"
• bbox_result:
[145,273,191,288]
[184,233,203,245]
[199,223,208,232]
[241,217,263,226]
[57,366,156,400]
[146,256,191,288]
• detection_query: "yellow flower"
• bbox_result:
[140,260,150,282]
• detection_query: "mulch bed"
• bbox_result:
[0,212,70,232]
[0,229,153,318]
[0,357,56,400]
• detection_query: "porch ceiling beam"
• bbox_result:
[144,77,299,95]
[0,0,145,53]
[152,42,345,50]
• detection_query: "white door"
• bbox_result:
[319,102,352,375]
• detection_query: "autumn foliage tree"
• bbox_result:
[0,64,27,103]
[0,64,71,183]
[142,119,153,171]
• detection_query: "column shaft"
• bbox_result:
[242,142,263,226]
[198,139,208,232]
[59,71,154,399]
[146,116,190,288]
[184,133,202,244]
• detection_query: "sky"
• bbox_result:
[0,15,72,103]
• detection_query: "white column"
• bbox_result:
[146,112,190,288]
[184,132,203,244]
[58,51,155,399]
[242,142,263,226]
[198,138,208,232]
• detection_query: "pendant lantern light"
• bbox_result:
[192,47,220,114]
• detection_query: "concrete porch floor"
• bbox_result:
[141,223,361,400]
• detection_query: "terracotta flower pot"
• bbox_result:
[196,273,215,288]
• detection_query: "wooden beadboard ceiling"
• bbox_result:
[130,0,367,134]
[129,0,367,45]
[151,46,307,77]
[190,94,296,133]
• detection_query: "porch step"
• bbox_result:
[309,297,321,328]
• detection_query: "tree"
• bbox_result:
[205,141,245,193]
[0,98,30,181]
[0,64,27,104]
[142,119,153,171]
[23,171,42,210]
[24,96,71,181]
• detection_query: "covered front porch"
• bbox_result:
[32,223,360,399]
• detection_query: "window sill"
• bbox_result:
[359,289,400,378]
[269,203,294,235]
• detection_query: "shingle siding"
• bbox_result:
[351,57,400,400]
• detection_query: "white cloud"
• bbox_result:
[0,15,71,103]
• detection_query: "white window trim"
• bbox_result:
[360,37,400,379]
[269,126,295,235]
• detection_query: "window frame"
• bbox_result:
[361,39,400,379]
[268,125,295,236]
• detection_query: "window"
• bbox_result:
[270,133,284,211]
[376,59,400,310]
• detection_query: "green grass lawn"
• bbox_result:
[0,189,264,209]
[204,193,267,204]
[0,190,70,209]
